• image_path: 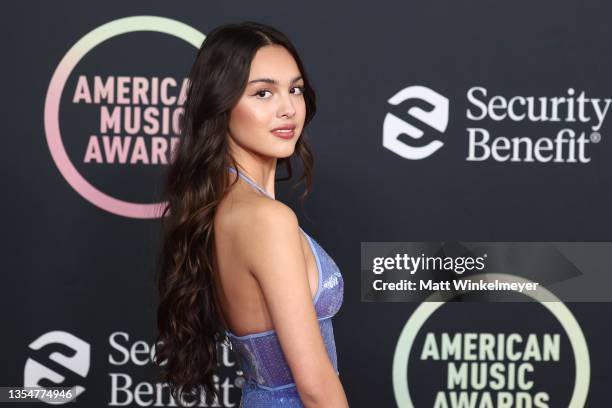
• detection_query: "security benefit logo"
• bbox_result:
[107,332,241,406]
[383,86,449,160]
[23,330,243,406]
[383,85,607,163]
[392,287,590,408]
[44,16,204,218]
[24,330,90,404]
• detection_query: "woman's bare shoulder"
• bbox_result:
[215,187,298,245]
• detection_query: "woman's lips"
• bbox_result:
[271,128,295,139]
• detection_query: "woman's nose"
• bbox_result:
[277,92,296,118]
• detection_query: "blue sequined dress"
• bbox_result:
[224,167,344,407]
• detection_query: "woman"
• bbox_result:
[155,21,348,407]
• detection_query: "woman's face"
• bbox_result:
[228,45,307,160]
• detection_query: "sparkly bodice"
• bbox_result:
[224,167,344,407]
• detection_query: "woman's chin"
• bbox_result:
[271,144,296,159]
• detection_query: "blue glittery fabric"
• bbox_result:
[225,167,344,407]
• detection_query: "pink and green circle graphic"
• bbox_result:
[392,274,590,408]
[44,16,205,218]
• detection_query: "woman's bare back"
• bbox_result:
[213,174,319,337]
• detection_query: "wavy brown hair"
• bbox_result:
[153,21,317,405]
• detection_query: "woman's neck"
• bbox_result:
[230,155,277,199]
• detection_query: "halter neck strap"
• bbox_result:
[227,167,274,199]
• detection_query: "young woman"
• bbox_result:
[155,22,348,407]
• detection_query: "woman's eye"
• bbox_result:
[255,89,272,98]
[254,86,304,99]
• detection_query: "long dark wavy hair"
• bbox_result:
[153,21,317,404]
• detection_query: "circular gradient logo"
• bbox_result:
[392,274,590,408]
[44,16,204,218]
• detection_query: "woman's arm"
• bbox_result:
[237,199,349,408]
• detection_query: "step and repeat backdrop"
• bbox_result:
[4,1,612,407]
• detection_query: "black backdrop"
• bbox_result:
[4,1,611,407]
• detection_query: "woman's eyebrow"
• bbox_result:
[247,75,303,85]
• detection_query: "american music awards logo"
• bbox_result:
[391,275,590,408]
[43,16,204,218]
